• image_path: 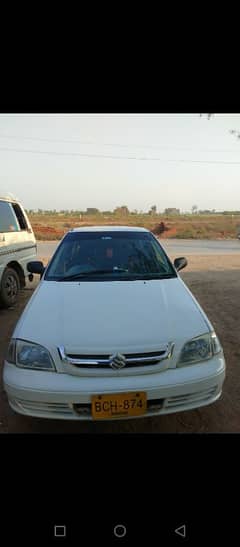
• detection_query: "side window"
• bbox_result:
[0,201,20,232]
[12,203,28,230]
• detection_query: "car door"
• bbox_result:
[0,200,21,262]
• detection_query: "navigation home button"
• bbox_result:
[113,524,127,538]
[174,524,186,538]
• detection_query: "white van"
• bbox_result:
[0,196,37,307]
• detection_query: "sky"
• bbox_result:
[0,113,240,212]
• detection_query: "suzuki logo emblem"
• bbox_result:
[109,352,126,370]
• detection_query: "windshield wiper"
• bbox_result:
[57,269,176,282]
[58,268,128,281]
[127,273,176,280]
[150,273,176,279]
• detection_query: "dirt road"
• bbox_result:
[1,254,239,433]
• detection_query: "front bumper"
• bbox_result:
[3,355,226,420]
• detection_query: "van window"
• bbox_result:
[12,203,28,230]
[0,201,20,232]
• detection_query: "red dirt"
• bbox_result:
[161,227,178,238]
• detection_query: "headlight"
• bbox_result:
[177,332,222,367]
[6,339,56,371]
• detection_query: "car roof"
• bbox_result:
[70,226,149,233]
[0,195,20,204]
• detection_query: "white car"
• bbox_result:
[3,226,226,421]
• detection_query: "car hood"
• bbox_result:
[14,278,211,356]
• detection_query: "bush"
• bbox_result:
[152,222,169,235]
[174,229,196,239]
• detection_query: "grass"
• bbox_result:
[28,213,240,241]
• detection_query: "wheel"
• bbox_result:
[0,267,20,308]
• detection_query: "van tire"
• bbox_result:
[0,267,20,308]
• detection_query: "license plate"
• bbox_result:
[91,391,147,420]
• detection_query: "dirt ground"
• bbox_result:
[0,254,239,433]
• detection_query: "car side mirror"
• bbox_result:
[27,261,45,276]
[174,257,187,272]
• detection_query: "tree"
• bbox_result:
[191,205,198,214]
[148,205,157,215]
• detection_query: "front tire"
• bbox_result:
[0,267,20,308]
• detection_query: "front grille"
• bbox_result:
[58,344,173,369]
[13,398,72,415]
[67,351,164,368]
[72,387,219,418]
[165,386,218,409]
[10,386,219,420]
[67,351,165,359]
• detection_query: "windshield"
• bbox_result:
[44,231,177,281]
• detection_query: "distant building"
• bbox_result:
[86,208,99,215]
[164,208,180,215]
